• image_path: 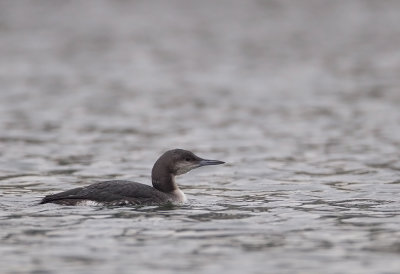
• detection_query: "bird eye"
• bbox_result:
[185,158,191,162]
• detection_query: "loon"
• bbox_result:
[40,149,224,206]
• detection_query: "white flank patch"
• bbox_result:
[76,200,101,206]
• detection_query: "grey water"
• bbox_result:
[1,1,400,273]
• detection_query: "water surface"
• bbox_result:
[1,1,400,273]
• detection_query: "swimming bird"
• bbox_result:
[40,149,224,206]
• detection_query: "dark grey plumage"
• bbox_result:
[40,181,169,206]
[40,149,224,206]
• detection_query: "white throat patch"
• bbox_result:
[175,162,198,175]
[172,189,187,203]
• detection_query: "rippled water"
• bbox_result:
[1,1,400,273]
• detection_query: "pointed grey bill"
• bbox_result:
[199,159,225,166]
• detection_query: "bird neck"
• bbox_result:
[151,164,178,193]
